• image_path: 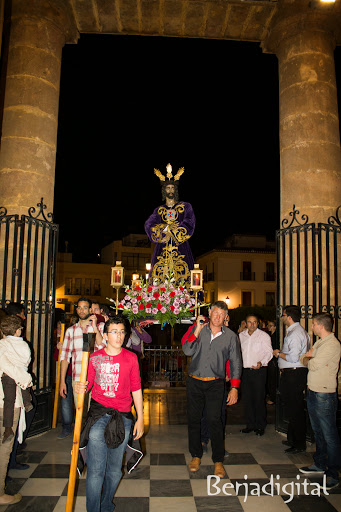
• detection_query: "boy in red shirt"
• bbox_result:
[75,316,144,512]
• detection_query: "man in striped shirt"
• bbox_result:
[59,298,105,406]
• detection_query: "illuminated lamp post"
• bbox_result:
[190,263,203,316]
[146,263,151,281]
[111,261,124,314]
[132,272,141,290]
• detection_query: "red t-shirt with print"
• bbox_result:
[87,348,141,412]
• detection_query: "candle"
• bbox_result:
[115,271,121,283]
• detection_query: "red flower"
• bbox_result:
[160,287,166,292]
[156,303,163,310]
[136,296,142,301]
[118,304,124,309]
[135,285,141,291]
[179,286,184,291]
[170,305,175,311]
[146,302,152,309]
[170,291,175,297]
[153,292,160,299]
[147,287,152,292]
[138,304,145,311]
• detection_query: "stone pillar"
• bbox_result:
[262,10,341,341]
[263,11,341,224]
[0,0,78,216]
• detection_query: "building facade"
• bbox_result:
[197,235,276,309]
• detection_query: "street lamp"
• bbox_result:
[111,261,124,314]
[225,296,230,308]
[132,273,141,290]
[190,264,203,316]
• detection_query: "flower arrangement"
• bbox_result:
[109,274,197,327]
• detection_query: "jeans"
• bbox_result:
[61,375,73,434]
[307,389,341,480]
[86,414,132,512]
[9,388,37,469]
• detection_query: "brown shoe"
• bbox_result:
[188,457,201,472]
[214,462,226,478]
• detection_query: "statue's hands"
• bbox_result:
[169,221,179,231]
[162,231,171,243]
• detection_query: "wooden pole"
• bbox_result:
[52,322,65,429]
[65,334,94,512]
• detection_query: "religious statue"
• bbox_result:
[144,164,196,284]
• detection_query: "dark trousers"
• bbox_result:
[266,359,278,403]
[186,377,225,463]
[201,382,228,444]
[242,367,267,430]
[1,374,31,428]
[279,368,308,449]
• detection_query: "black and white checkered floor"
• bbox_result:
[1,390,341,512]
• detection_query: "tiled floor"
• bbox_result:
[1,389,341,512]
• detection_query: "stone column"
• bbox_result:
[0,0,78,216]
[263,10,341,224]
[263,9,341,342]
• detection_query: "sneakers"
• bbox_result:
[240,427,254,434]
[299,465,325,475]
[324,477,339,490]
[188,457,201,472]
[57,430,72,440]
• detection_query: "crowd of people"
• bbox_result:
[182,301,341,493]
[0,298,340,509]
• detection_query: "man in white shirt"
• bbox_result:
[273,305,310,454]
[239,314,273,436]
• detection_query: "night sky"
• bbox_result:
[53,34,338,263]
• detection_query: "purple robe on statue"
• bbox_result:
[145,201,196,283]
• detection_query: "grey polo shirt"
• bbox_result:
[182,323,242,381]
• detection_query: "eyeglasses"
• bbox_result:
[108,330,125,336]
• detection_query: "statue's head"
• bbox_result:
[154,163,184,203]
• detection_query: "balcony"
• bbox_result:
[240,271,255,281]
[264,272,276,282]
[65,287,101,296]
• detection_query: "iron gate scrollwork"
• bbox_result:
[275,205,341,437]
[0,199,58,435]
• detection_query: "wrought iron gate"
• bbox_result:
[0,199,58,435]
[275,205,341,435]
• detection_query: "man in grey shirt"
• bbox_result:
[273,305,310,454]
[182,301,242,478]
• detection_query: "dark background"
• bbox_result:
[53,34,341,262]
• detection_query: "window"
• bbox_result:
[74,278,81,295]
[65,278,72,295]
[242,291,252,306]
[265,292,276,306]
[84,278,91,295]
[265,262,275,281]
[241,262,255,281]
[93,279,100,296]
